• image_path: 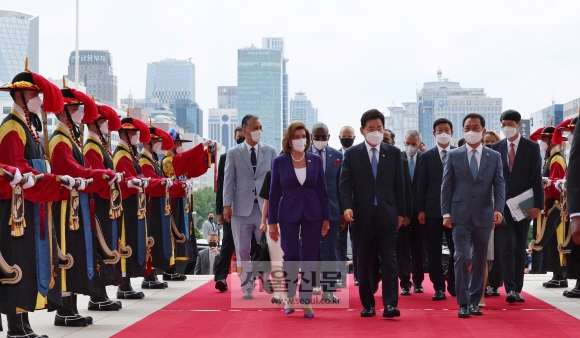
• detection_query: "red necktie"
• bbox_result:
[509,143,516,172]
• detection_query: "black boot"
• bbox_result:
[55,295,89,327]
[163,266,187,281]
[69,294,93,324]
[7,312,48,338]
[142,272,167,289]
[117,277,145,299]
[89,286,122,311]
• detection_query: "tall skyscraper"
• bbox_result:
[209,108,238,152]
[170,99,203,136]
[237,46,283,150]
[417,69,502,149]
[386,102,418,150]
[218,86,237,109]
[0,10,39,101]
[262,38,289,130]
[146,58,195,104]
[67,50,118,107]
[290,92,318,129]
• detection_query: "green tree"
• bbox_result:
[193,186,216,230]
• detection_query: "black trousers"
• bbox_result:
[487,229,503,288]
[426,217,455,292]
[498,206,530,293]
[214,220,235,281]
[396,216,426,288]
[338,223,351,282]
[352,207,398,308]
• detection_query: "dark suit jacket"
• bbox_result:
[215,153,226,214]
[339,141,406,230]
[567,123,580,215]
[492,137,544,209]
[308,145,343,221]
[402,157,413,218]
[268,152,330,224]
[402,151,422,216]
[416,146,455,218]
[194,248,221,275]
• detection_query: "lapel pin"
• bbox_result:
[329,154,332,157]
[382,154,385,157]
[486,153,489,156]
[308,160,311,162]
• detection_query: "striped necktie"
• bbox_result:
[441,149,448,166]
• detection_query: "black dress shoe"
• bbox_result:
[515,292,525,302]
[361,307,376,317]
[163,271,187,281]
[400,287,411,296]
[564,289,580,298]
[321,292,340,303]
[383,305,400,318]
[242,289,254,300]
[447,282,456,297]
[490,287,500,296]
[54,314,88,327]
[506,290,517,303]
[88,299,121,311]
[432,290,446,300]
[413,284,424,293]
[458,304,470,318]
[215,279,228,292]
[469,304,482,315]
[141,280,166,289]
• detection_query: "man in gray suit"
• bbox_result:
[223,114,277,299]
[195,234,221,275]
[441,113,505,318]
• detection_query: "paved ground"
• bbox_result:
[12,274,580,337]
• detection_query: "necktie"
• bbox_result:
[441,149,448,166]
[250,147,257,173]
[409,156,415,182]
[318,149,326,172]
[470,149,478,180]
[509,143,516,172]
[371,148,378,206]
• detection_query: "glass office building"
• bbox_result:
[0,10,39,101]
[237,47,283,150]
[209,108,238,152]
[290,92,318,129]
[262,38,289,130]
[170,99,203,136]
[530,103,564,130]
[146,58,195,104]
[67,50,118,107]
[218,86,237,109]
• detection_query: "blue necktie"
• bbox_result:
[371,148,378,205]
[409,156,415,182]
[470,149,478,181]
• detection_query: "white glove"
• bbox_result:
[116,172,123,183]
[128,178,141,189]
[22,173,36,189]
[8,168,23,188]
[165,178,173,188]
[542,177,552,187]
[59,175,75,190]
[185,181,193,190]
[78,179,87,191]
[202,139,214,147]
[555,179,567,192]
[142,179,149,189]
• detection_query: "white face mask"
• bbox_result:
[130,132,140,145]
[313,140,328,150]
[250,130,262,143]
[175,145,185,154]
[365,131,383,146]
[291,138,306,151]
[99,120,109,135]
[70,109,84,125]
[464,131,483,145]
[435,133,452,145]
[539,140,549,151]
[501,126,518,139]
[405,145,418,158]
[152,142,162,153]
[26,96,42,113]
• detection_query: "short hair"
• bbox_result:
[339,126,355,135]
[384,129,395,141]
[360,109,385,128]
[462,113,486,128]
[458,138,466,147]
[208,211,214,216]
[433,118,453,131]
[282,121,311,153]
[404,130,422,142]
[485,130,501,142]
[208,233,218,239]
[311,122,329,135]
[500,109,521,123]
[241,114,259,129]
[234,125,243,134]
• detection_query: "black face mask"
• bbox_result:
[485,144,492,148]
[340,138,354,148]
[236,137,245,145]
[209,242,218,248]
[208,217,214,222]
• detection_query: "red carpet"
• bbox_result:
[114,275,580,338]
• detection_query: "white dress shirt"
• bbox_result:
[507,133,521,167]
[466,143,483,169]
[314,146,326,170]
[245,141,259,161]
[365,141,381,164]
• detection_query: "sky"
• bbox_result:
[9,0,580,148]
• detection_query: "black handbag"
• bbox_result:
[251,233,271,277]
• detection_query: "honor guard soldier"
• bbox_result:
[0,62,82,338]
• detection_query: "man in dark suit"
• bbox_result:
[416,118,457,300]
[492,110,544,303]
[337,126,356,285]
[566,115,580,296]
[214,126,245,292]
[441,113,505,318]
[340,109,405,318]
[309,122,343,302]
[399,130,425,295]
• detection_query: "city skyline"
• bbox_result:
[3,1,580,149]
